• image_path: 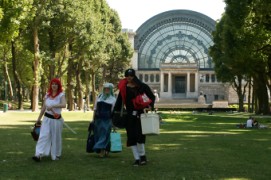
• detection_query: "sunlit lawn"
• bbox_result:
[1,110,271,180]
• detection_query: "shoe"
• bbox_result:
[132,160,140,166]
[104,151,109,157]
[140,155,147,165]
[54,156,61,161]
[99,150,105,158]
[32,156,41,162]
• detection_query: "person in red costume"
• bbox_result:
[114,68,155,166]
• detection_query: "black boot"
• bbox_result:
[132,159,140,166]
[32,156,41,162]
[140,155,147,165]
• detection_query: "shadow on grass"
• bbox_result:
[1,113,271,179]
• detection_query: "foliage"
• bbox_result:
[209,0,271,114]
[0,0,133,111]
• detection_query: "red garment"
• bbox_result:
[118,78,127,105]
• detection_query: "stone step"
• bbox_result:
[154,103,211,109]
[157,98,198,104]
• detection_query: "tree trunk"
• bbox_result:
[253,74,269,114]
[248,78,252,112]
[67,45,75,111]
[11,40,24,110]
[91,72,96,105]
[234,75,245,112]
[32,26,40,112]
[48,30,56,79]
[85,70,91,110]
[2,45,14,100]
[76,60,83,110]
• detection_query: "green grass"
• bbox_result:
[1,111,271,180]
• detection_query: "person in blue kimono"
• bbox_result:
[93,83,116,157]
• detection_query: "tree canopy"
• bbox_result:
[210,0,271,114]
[0,0,133,111]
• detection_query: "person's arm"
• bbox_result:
[92,95,100,120]
[143,84,155,110]
[36,100,46,124]
[52,95,66,108]
[113,93,123,111]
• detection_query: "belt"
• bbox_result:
[44,112,62,119]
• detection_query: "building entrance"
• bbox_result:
[173,76,186,98]
[175,76,186,93]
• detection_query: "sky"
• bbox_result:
[106,0,226,31]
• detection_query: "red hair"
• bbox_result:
[47,78,63,98]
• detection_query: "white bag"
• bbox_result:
[140,112,160,135]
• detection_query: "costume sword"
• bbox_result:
[51,109,77,134]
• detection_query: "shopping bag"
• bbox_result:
[140,111,160,135]
[112,102,127,129]
[110,131,122,153]
[31,123,41,141]
[86,122,95,153]
[86,132,95,153]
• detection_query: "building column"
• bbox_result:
[187,72,190,93]
[195,72,198,93]
[160,72,164,93]
[169,72,172,96]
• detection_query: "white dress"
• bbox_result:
[35,92,64,160]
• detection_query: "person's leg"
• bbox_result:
[50,119,63,160]
[137,143,147,165]
[33,118,51,161]
[131,145,140,166]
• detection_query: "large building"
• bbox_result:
[125,10,241,105]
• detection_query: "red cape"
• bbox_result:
[118,78,128,105]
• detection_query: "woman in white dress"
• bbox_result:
[32,78,66,162]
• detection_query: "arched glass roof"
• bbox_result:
[134,10,216,70]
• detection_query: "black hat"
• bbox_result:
[125,68,136,77]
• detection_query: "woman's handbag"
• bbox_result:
[132,93,152,110]
[140,111,160,135]
[112,102,127,129]
[31,123,41,141]
[86,122,95,153]
[110,130,122,153]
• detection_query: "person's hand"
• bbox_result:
[46,106,52,111]
[36,120,41,125]
[112,125,118,131]
[143,108,151,113]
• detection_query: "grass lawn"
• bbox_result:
[1,110,271,180]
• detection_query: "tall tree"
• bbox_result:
[0,0,34,108]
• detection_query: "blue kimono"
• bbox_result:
[93,94,116,153]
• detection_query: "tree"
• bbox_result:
[210,0,271,114]
[0,0,34,109]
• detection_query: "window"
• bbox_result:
[150,74,154,82]
[211,74,215,82]
[156,74,160,82]
[144,74,149,82]
[200,74,204,82]
[205,74,209,82]
[139,74,143,81]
